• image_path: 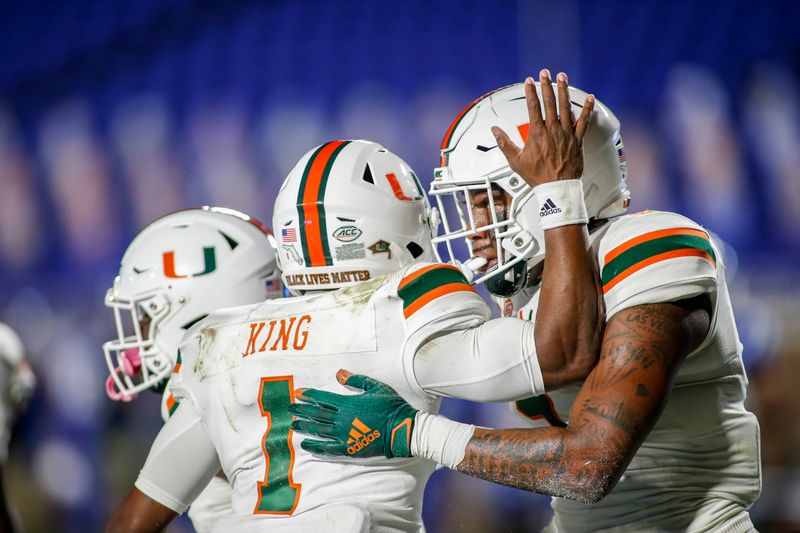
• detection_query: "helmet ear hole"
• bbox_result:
[362,164,375,184]
[219,231,239,250]
[406,242,424,259]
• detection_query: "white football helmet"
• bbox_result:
[273,140,437,294]
[430,82,630,296]
[103,206,282,401]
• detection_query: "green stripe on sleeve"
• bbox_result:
[601,234,716,286]
[398,267,470,310]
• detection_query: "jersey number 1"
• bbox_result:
[515,394,567,428]
[255,376,301,514]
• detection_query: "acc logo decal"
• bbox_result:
[162,247,217,278]
[333,225,362,242]
[368,240,392,259]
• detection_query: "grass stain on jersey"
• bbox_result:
[332,270,395,310]
[222,398,239,433]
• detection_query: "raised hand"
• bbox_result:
[289,369,418,459]
[491,69,595,187]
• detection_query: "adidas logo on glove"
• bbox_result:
[539,198,562,217]
[346,418,382,455]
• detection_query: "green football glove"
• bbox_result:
[289,370,417,459]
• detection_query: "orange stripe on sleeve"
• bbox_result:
[403,282,475,318]
[603,248,716,294]
[398,264,463,291]
[604,227,709,264]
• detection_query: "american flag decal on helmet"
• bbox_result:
[281,228,297,243]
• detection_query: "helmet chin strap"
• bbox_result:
[485,260,528,297]
[465,224,539,296]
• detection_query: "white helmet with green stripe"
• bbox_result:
[103,207,282,402]
[274,140,437,294]
[430,82,631,296]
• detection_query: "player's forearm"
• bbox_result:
[107,488,177,533]
[458,300,711,503]
[535,224,604,387]
[455,426,623,504]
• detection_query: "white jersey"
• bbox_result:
[159,365,233,533]
[170,262,490,532]
[503,211,761,533]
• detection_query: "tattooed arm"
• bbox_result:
[456,296,711,503]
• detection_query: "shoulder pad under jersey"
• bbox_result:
[393,262,490,325]
[598,211,719,317]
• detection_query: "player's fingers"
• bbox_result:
[574,94,596,143]
[344,373,393,393]
[339,370,373,391]
[295,388,343,411]
[523,76,544,133]
[336,369,353,385]
[288,402,335,423]
[290,419,334,438]
[539,69,557,128]
[557,72,572,130]
[300,438,344,456]
[491,126,521,166]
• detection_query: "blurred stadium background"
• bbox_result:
[0,0,798,531]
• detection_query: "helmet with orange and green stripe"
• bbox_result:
[273,140,437,294]
[430,82,631,296]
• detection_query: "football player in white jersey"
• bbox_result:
[103,206,282,532]
[0,322,35,531]
[107,80,607,532]
[292,71,762,532]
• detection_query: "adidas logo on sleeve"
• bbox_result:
[539,198,562,217]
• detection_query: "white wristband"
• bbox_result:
[533,179,588,229]
[411,411,475,469]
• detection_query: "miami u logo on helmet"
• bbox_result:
[162,247,217,278]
